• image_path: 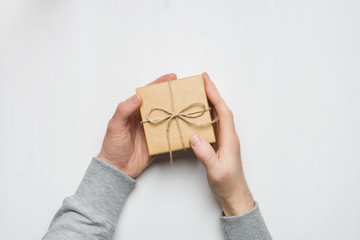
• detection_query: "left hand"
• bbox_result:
[97,73,177,179]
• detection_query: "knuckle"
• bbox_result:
[208,85,218,94]
[203,151,216,162]
[107,119,113,130]
[116,102,125,114]
[212,170,228,184]
[222,109,234,119]
[107,119,117,133]
[233,133,240,147]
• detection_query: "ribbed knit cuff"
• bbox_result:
[220,202,272,240]
[74,157,136,225]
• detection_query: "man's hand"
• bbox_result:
[190,72,255,217]
[97,73,177,179]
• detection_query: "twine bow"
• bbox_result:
[141,79,219,164]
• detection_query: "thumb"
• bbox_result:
[190,135,217,169]
[113,94,142,125]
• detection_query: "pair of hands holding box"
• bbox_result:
[97,72,254,217]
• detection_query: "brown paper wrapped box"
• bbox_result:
[136,75,217,163]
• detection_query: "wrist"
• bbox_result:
[219,189,255,217]
[97,153,116,168]
[97,153,132,177]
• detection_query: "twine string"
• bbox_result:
[141,79,219,164]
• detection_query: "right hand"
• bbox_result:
[190,72,255,217]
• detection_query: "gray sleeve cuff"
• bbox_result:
[220,202,272,240]
[74,157,136,225]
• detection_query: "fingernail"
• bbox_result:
[130,94,138,104]
[190,135,202,147]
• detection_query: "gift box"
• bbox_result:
[136,75,218,164]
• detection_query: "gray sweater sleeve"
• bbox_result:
[220,202,272,240]
[42,157,136,240]
[43,157,271,240]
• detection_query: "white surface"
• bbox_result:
[1,0,360,239]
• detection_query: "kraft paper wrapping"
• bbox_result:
[136,75,217,157]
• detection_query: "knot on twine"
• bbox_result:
[141,79,219,165]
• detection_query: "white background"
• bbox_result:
[1,0,360,239]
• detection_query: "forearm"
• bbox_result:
[220,202,272,240]
[43,157,136,240]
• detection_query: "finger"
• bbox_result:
[202,72,236,146]
[146,73,177,86]
[112,93,142,126]
[190,135,217,170]
[202,72,233,120]
[210,103,220,143]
